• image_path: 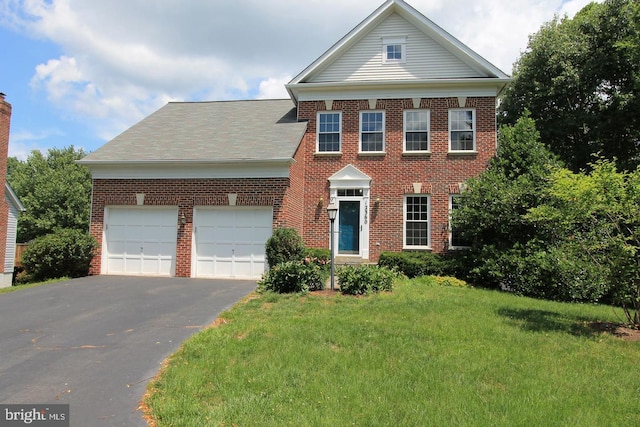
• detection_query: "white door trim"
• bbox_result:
[328,165,371,260]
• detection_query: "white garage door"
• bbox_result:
[193,207,272,279]
[104,207,178,276]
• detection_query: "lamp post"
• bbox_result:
[327,204,338,291]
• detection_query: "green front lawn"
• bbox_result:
[144,278,640,426]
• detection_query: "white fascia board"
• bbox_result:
[288,78,511,102]
[85,160,294,180]
[5,183,25,212]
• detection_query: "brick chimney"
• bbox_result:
[0,93,12,270]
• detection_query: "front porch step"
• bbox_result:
[333,256,373,266]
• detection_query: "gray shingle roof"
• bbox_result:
[80,99,307,163]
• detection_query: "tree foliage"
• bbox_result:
[451,114,560,252]
[7,146,92,242]
[452,115,611,304]
[453,114,640,326]
[500,0,640,171]
[528,160,640,326]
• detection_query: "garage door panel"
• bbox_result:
[104,207,177,276]
[193,207,272,279]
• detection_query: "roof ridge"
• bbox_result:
[167,98,291,105]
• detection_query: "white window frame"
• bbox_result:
[383,36,407,64]
[403,195,430,249]
[449,109,476,152]
[449,195,471,249]
[359,111,385,153]
[316,111,342,153]
[403,109,430,153]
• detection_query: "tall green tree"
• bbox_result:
[7,146,92,242]
[452,113,561,251]
[500,0,640,171]
[452,115,610,303]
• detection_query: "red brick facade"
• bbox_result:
[298,97,496,260]
[0,94,11,271]
[88,96,496,277]
[88,175,301,277]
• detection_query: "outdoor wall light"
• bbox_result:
[375,196,381,205]
[180,213,187,225]
[318,196,324,205]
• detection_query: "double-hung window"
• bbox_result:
[449,109,476,152]
[404,195,430,249]
[449,195,471,248]
[404,110,430,152]
[317,112,341,153]
[360,111,385,153]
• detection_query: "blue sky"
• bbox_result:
[1,0,596,160]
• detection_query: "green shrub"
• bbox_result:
[337,265,401,295]
[303,247,331,264]
[257,260,324,294]
[303,247,331,276]
[265,227,305,268]
[378,251,448,278]
[468,242,610,303]
[12,267,31,286]
[22,228,97,281]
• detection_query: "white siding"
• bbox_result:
[310,13,484,83]
[4,195,19,274]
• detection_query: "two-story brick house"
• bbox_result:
[79,0,509,279]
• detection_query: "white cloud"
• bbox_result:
[5,0,600,142]
[7,128,65,160]
[257,76,292,100]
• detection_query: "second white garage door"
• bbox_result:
[193,207,273,279]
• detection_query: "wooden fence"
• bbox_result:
[15,243,29,267]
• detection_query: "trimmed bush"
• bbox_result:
[257,260,324,294]
[22,228,97,282]
[378,251,448,278]
[303,247,331,264]
[337,265,401,295]
[265,227,304,268]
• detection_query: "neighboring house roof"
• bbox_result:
[79,99,307,165]
[5,183,24,212]
[287,0,510,103]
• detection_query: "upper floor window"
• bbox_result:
[317,112,341,152]
[404,195,430,249]
[360,111,385,153]
[449,109,476,152]
[383,37,406,64]
[404,110,430,152]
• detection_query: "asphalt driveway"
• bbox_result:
[0,276,256,426]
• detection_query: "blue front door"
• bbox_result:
[339,201,360,254]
